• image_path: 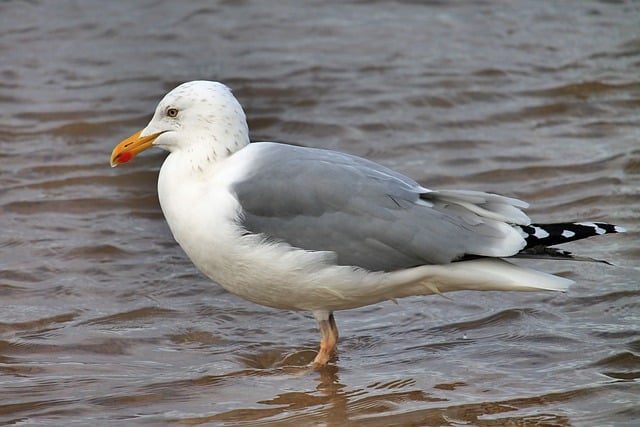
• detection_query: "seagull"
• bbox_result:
[110,80,624,367]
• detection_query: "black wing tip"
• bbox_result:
[521,221,626,249]
[517,246,614,264]
[574,222,626,234]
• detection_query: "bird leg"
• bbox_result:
[312,313,339,368]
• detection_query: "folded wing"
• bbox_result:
[232,142,529,272]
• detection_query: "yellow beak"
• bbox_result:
[110,129,164,167]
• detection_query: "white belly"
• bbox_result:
[156,147,374,311]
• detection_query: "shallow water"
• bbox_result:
[1,1,639,425]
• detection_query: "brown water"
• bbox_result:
[1,1,639,425]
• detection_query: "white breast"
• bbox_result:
[157,145,253,277]
[156,143,353,310]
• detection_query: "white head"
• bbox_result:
[111,81,250,167]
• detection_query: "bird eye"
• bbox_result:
[167,107,179,118]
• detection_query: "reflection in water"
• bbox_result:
[172,362,585,426]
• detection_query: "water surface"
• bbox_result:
[1,1,639,425]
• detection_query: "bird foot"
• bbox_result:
[312,313,339,368]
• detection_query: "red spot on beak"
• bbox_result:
[119,151,133,163]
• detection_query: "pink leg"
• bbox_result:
[312,313,339,368]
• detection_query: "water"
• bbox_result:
[1,1,639,425]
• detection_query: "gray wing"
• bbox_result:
[231,142,530,272]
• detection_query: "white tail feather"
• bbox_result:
[299,258,572,311]
[384,258,572,302]
[430,258,573,292]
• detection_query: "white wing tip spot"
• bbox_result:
[533,226,550,239]
[576,221,605,234]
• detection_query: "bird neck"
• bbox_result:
[180,134,249,175]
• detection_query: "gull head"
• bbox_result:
[110,81,249,167]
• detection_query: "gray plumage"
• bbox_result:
[232,142,528,272]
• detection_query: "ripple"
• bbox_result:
[1,0,637,425]
[81,307,179,326]
[592,351,640,380]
